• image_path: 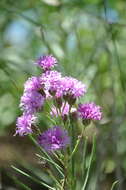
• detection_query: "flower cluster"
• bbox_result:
[16,54,102,152]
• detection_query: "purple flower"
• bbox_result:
[78,102,102,121]
[15,114,36,136]
[24,76,42,92]
[20,91,45,114]
[40,72,86,100]
[60,77,87,98]
[40,70,62,98]
[38,126,70,152]
[35,55,57,71]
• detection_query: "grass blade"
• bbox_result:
[110,180,118,190]
[11,165,55,190]
[29,135,64,177]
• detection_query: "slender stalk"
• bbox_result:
[70,124,76,190]
[36,154,63,172]
[29,135,64,177]
[61,101,67,115]
[36,154,62,189]
[46,112,57,125]
[69,136,81,160]
[110,181,118,190]
[47,169,61,188]
[53,152,64,166]
[82,136,88,178]
[82,135,96,190]
[7,174,32,190]
[11,165,55,190]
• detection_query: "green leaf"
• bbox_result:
[11,165,55,190]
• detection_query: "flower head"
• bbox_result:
[40,71,86,100]
[24,76,42,92]
[15,114,36,136]
[40,70,62,98]
[78,102,102,121]
[36,55,57,71]
[20,91,45,114]
[38,126,70,152]
[60,77,87,99]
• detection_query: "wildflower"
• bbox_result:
[40,70,62,98]
[40,72,86,100]
[78,102,102,121]
[24,76,42,92]
[15,114,36,136]
[35,55,57,71]
[38,126,70,152]
[60,77,87,100]
[20,91,45,114]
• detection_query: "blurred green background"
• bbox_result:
[0,0,126,189]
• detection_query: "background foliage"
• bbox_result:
[0,0,126,189]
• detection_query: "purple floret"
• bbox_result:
[40,72,86,99]
[78,102,102,121]
[59,77,87,98]
[15,114,36,136]
[20,91,45,114]
[24,76,42,92]
[38,126,70,152]
[36,55,57,71]
[40,70,62,98]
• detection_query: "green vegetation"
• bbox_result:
[0,0,126,189]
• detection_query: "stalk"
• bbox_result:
[82,135,96,190]
[70,123,76,190]
[82,136,88,178]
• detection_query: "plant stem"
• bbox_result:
[29,135,64,178]
[82,135,96,190]
[82,136,88,178]
[110,180,118,190]
[71,124,76,190]
[11,165,55,190]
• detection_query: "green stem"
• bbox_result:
[69,136,81,160]
[110,181,118,190]
[82,135,96,190]
[46,112,57,125]
[6,173,32,190]
[11,165,55,190]
[82,136,88,178]
[71,124,76,190]
[47,169,61,188]
[53,152,64,166]
[61,101,67,115]
[29,135,64,178]
[36,154,63,172]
